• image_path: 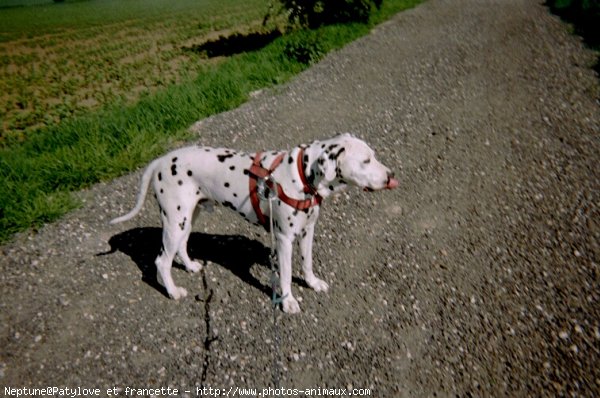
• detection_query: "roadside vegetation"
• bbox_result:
[546,0,599,71]
[0,0,421,242]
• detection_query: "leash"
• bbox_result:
[257,175,285,392]
[251,149,323,392]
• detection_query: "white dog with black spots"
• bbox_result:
[111,133,398,313]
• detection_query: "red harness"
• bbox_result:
[248,149,322,228]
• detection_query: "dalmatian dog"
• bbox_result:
[111,133,398,313]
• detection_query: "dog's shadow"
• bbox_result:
[100,227,273,297]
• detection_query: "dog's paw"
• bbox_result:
[186,261,203,273]
[307,277,329,293]
[169,286,188,300]
[282,296,301,314]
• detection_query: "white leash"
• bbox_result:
[258,175,284,391]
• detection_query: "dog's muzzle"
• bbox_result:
[363,172,398,192]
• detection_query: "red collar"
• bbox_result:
[248,149,322,228]
[297,147,320,196]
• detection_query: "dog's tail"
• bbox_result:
[110,159,159,225]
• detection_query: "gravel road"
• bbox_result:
[1,0,598,396]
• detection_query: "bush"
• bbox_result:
[280,0,383,28]
[546,0,599,48]
[283,30,326,64]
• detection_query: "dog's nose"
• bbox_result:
[386,172,398,189]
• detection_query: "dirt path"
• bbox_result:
[1,0,598,396]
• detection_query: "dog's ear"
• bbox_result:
[317,146,346,181]
[317,153,336,181]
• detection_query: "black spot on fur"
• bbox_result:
[233,193,238,197]
[171,164,177,176]
[217,153,234,162]
[289,222,294,228]
[288,156,293,164]
[179,217,187,231]
[229,165,235,171]
[177,205,181,211]
[187,170,193,176]
[204,148,211,152]
[329,185,334,191]
[178,180,183,186]
[243,169,249,175]
[224,182,230,188]
[330,147,346,160]
[293,210,298,216]
[160,188,164,194]
[303,154,309,164]
[172,157,178,163]
[222,201,236,211]
[158,172,162,181]
[302,229,307,238]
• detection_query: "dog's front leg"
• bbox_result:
[299,222,329,292]
[275,234,301,314]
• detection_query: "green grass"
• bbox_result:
[0,0,269,143]
[0,0,264,39]
[0,0,422,242]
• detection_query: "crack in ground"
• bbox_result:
[197,268,218,388]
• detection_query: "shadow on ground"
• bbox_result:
[184,29,282,58]
[100,227,273,297]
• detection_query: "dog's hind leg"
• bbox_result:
[176,205,203,273]
[155,211,190,300]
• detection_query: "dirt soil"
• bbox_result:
[1,0,599,396]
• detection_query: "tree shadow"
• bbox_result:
[99,227,272,297]
[184,29,282,58]
[545,1,599,75]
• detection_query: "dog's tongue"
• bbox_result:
[386,178,399,190]
[363,178,399,192]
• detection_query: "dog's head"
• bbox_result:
[312,133,398,197]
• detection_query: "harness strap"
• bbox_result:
[249,151,282,227]
[297,148,316,195]
[248,150,322,229]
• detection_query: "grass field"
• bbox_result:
[0,0,422,242]
[0,0,270,144]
